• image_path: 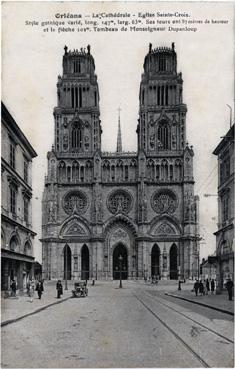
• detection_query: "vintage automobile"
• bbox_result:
[72,281,88,298]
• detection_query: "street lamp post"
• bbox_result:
[95,245,98,280]
[119,255,123,289]
[65,243,68,290]
[197,251,200,280]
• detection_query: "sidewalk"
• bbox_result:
[165,288,234,315]
[128,279,234,315]
[1,281,74,326]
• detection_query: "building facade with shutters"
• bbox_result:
[41,43,199,281]
[1,102,37,291]
[213,124,234,289]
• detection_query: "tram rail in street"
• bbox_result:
[146,291,234,344]
[133,291,233,368]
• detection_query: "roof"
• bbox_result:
[213,124,234,155]
[1,102,37,158]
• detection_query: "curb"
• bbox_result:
[1,296,72,327]
[165,293,234,316]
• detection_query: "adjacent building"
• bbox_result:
[213,124,234,289]
[41,43,199,281]
[1,102,37,291]
[200,256,217,281]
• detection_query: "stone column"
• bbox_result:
[137,241,144,278]
[159,252,162,278]
[141,242,147,279]
[60,251,64,280]
[73,254,78,279]
[17,262,24,293]
[89,245,93,279]
[162,246,168,280]
[78,246,81,280]
[184,241,190,279]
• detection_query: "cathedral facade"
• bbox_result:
[41,43,199,281]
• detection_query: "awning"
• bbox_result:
[1,249,35,263]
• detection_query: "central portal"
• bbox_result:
[113,243,128,280]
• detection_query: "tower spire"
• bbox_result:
[116,107,122,153]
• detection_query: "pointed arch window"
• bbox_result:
[24,241,31,256]
[58,161,66,180]
[10,235,18,251]
[71,122,83,150]
[72,161,79,181]
[157,121,170,150]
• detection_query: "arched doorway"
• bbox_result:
[170,244,178,279]
[151,244,160,278]
[113,243,128,280]
[63,244,72,280]
[81,244,89,280]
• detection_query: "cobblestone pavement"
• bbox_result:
[1,280,234,368]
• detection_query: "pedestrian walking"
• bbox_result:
[199,280,204,296]
[225,278,234,301]
[35,280,44,299]
[211,279,215,294]
[151,275,156,284]
[194,280,200,296]
[10,279,16,297]
[29,280,35,303]
[178,280,182,291]
[26,280,30,296]
[56,280,63,298]
[206,279,210,295]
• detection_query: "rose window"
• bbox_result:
[63,191,88,215]
[107,190,132,215]
[151,190,177,214]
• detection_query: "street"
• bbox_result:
[1,281,234,368]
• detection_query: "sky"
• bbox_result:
[2,1,234,262]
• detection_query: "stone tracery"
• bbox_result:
[107,190,132,215]
[151,190,178,214]
[63,190,88,215]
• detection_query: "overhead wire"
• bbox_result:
[196,164,217,193]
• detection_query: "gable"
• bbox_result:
[60,218,89,238]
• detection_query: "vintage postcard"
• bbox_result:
[1,1,234,368]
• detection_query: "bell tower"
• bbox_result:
[137,42,187,154]
[54,45,102,154]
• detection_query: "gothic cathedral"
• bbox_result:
[41,43,199,281]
